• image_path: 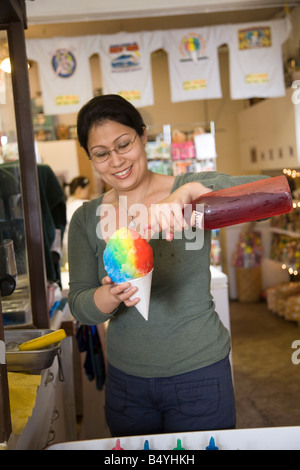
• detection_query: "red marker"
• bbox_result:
[112,439,124,450]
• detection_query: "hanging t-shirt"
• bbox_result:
[163,26,229,103]
[227,16,292,100]
[26,36,99,115]
[98,31,163,108]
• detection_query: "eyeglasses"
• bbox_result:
[89,134,138,163]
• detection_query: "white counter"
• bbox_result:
[47,425,300,450]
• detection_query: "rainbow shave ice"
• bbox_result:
[103,228,153,283]
[103,228,153,321]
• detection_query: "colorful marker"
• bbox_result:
[205,436,219,450]
[173,439,185,450]
[143,440,151,450]
[112,439,124,450]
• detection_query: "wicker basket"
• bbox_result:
[235,266,262,302]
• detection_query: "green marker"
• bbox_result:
[173,439,185,450]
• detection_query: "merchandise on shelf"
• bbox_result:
[270,233,300,271]
[210,229,221,267]
[194,132,217,160]
[271,201,300,233]
[32,113,57,141]
[146,136,172,175]
[147,159,172,175]
[270,200,300,275]
[194,159,216,172]
[266,194,300,323]
[146,122,217,175]
[171,141,195,160]
[172,160,195,175]
[145,140,171,160]
[266,282,300,322]
[232,227,263,268]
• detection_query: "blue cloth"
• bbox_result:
[76,325,106,391]
[105,355,235,437]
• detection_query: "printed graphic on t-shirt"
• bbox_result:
[52,49,76,77]
[109,42,142,73]
[228,16,291,100]
[245,73,269,84]
[118,90,141,101]
[164,25,227,101]
[26,35,99,114]
[179,33,207,63]
[238,26,272,50]
[99,31,163,107]
[183,79,207,91]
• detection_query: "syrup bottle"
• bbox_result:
[184,175,292,230]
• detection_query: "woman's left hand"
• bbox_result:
[102,276,140,308]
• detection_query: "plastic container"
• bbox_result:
[185,176,292,230]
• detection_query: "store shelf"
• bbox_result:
[146,121,216,175]
[269,202,300,275]
[270,227,300,238]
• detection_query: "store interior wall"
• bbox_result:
[27,46,246,176]
[25,6,300,180]
[23,6,300,278]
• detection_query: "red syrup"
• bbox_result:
[184,175,292,230]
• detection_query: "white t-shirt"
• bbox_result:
[163,26,229,102]
[26,36,99,115]
[227,16,292,99]
[98,31,163,108]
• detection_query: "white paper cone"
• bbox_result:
[128,269,153,321]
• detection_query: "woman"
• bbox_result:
[62,176,90,266]
[66,176,91,221]
[68,94,267,437]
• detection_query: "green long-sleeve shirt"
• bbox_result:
[68,171,268,377]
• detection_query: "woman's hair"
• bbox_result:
[69,176,89,195]
[77,94,146,156]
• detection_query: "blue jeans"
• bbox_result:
[105,356,236,437]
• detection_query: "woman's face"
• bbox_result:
[87,120,148,192]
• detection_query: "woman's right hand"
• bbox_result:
[145,181,212,241]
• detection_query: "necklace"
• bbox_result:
[129,216,136,230]
[118,173,152,230]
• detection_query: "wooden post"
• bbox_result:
[7,19,49,329]
[0,296,12,443]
